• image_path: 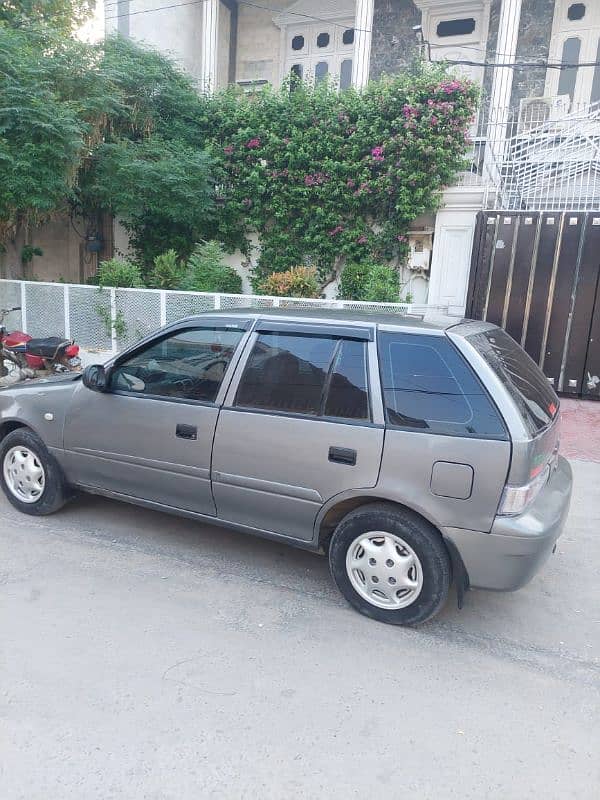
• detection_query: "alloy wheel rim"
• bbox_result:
[345,531,423,610]
[3,446,45,504]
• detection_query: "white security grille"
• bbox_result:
[115,288,161,349]
[69,285,113,351]
[460,100,600,211]
[0,282,22,331]
[24,282,65,338]
[165,290,215,324]
[0,279,450,359]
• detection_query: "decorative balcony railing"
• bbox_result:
[460,100,600,211]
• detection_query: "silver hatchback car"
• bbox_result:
[0,309,572,625]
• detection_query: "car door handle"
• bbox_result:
[176,423,197,440]
[328,446,356,466]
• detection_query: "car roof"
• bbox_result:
[178,306,470,332]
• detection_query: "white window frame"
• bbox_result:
[418,1,492,88]
[546,0,600,107]
[282,20,355,88]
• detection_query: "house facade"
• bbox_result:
[103,0,600,313]
[3,3,598,318]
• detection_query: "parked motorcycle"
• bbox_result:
[0,306,81,387]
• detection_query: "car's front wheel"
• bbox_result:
[0,428,68,515]
[328,503,451,626]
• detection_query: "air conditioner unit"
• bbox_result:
[518,95,570,133]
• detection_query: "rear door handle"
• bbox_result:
[328,446,356,466]
[176,423,197,440]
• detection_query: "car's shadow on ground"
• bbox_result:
[43,486,593,658]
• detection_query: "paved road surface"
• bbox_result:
[1,461,599,799]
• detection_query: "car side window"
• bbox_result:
[234,332,370,421]
[110,326,245,403]
[378,332,506,439]
[324,339,370,420]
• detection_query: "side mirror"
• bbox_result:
[82,364,110,393]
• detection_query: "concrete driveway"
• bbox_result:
[1,460,598,800]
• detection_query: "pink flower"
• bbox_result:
[223,145,234,155]
[357,235,368,244]
[304,172,328,186]
[438,79,464,95]
[245,137,261,149]
[397,234,407,242]
[347,179,355,188]
[431,115,438,125]
[328,225,344,236]
[402,104,418,119]
[371,145,384,163]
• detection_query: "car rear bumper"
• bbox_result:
[442,455,573,591]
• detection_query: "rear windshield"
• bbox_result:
[467,328,558,436]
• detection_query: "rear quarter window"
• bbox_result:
[378,331,507,439]
[467,328,559,437]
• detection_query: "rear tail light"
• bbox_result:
[498,464,550,516]
[65,344,79,357]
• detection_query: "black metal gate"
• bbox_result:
[467,211,600,399]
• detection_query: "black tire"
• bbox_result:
[0,428,68,515]
[328,502,451,626]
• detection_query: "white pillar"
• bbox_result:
[484,0,523,186]
[201,0,219,94]
[427,188,488,316]
[489,0,523,116]
[352,0,374,89]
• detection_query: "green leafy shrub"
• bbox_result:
[149,249,183,289]
[97,257,144,288]
[180,241,242,294]
[202,66,477,284]
[363,263,400,303]
[259,266,320,298]
[0,22,476,286]
[339,260,400,302]
[338,261,372,301]
[21,245,43,264]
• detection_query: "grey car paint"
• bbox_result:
[0,308,572,594]
[442,455,572,590]
[211,328,385,541]
[62,385,220,515]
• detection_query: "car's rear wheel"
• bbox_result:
[0,428,68,515]
[328,503,451,626]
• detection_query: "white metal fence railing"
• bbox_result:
[460,100,600,211]
[0,280,450,356]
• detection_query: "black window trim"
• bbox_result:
[225,403,383,429]
[111,317,252,368]
[254,320,374,341]
[110,389,219,409]
[376,331,509,442]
